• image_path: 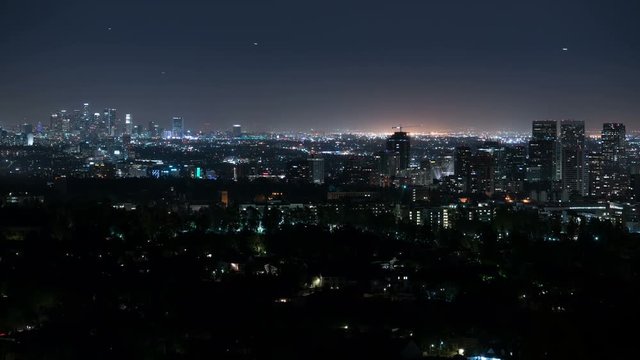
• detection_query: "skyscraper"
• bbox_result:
[60,110,71,134]
[560,120,586,195]
[172,117,184,138]
[50,113,62,134]
[232,124,242,138]
[478,141,507,193]
[602,123,626,165]
[454,146,472,177]
[21,123,33,135]
[307,157,325,184]
[103,109,117,136]
[587,151,603,197]
[148,121,158,138]
[470,150,495,195]
[528,120,557,183]
[374,150,401,179]
[82,103,90,124]
[600,123,628,198]
[386,131,410,170]
[125,114,133,135]
[454,146,472,193]
[532,120,558,141]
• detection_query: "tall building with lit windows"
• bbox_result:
[172,116,184,138]
[600,123,628,198]
[232,124,242,138]
[528,120,557,183]
[602,123,626,165]
[125,114,133,135]
[587,151,603,197]
[560,120,585,195]
[103,108,117,136]
[307,157,325,184]
[386,131,410,170]
[81,103,90,124]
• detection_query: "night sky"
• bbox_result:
[1,0,639,132]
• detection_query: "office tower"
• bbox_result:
[82,103,90,124]
[454,146,472,192]
[50,113,61,133]
[125,114,133,135]
[602,123,626,165]
[60,110,71,134]
[21,123,33,135]
[232,124,242,138]
[70,109,82,131]
[172,116,184,138]
[560,120,586,195]
[148,121,159,138]
[386,131,410,170]
[87,113,100,134]
[374,150,401,178]
[587,151,603,197]
[479,141,507,193]
[454,146,472,177]
[600,123,628,198]
[532,120,558,141]
[528,120,557,183]
[372,151,400,187]
[307,157,325,184]
[470,150,495,195]
[504,145,527,193]
[103,109,117,136]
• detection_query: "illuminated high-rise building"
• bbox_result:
[470,149,495,195]
[600,123,628,198]
[386,131,410,170]
[587,151,603,197]
[148,121,159,138]
[60,110,71,134]
[232,124,242,138]
[82,103,90,124]
[528,120,557,183]
[504,145,527,193]
[454,146,472,177]
[21,123,33,135]
[125,114,133,135]
[88,113,101,134]
[560,120,586,195]
[602,123,626,165]
[103,109,117,136]
[50,113,61,133]
[172,116,184,138]
[307,157,325,184]
[532,120,558,141]
[478,141,507,193]
[374,150,401,183]
[454,146,473,193]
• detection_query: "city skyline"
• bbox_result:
[3,2,640,358]
[1,0,640,131]
[3,100,640,135]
